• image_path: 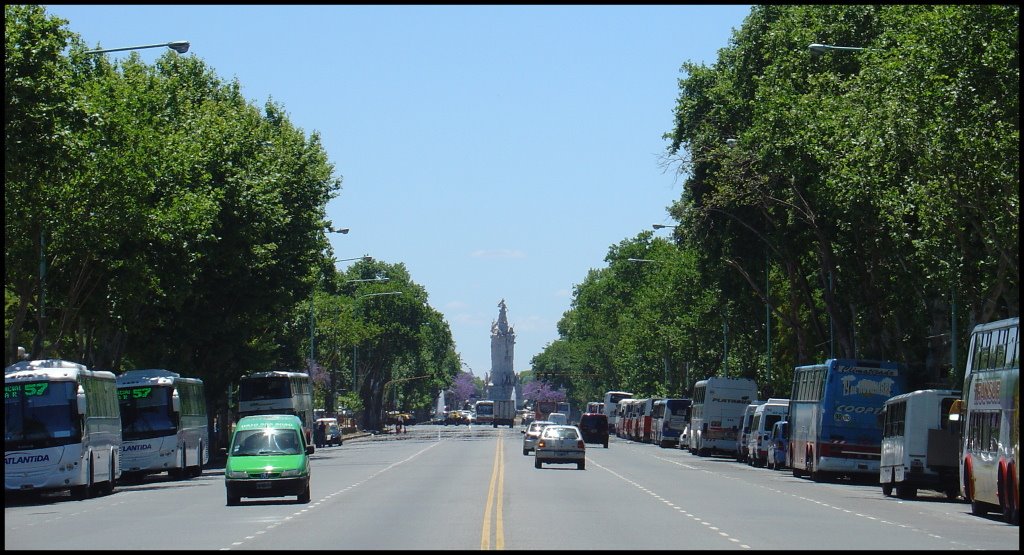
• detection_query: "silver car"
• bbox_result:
[522,420,554,455]
[534,425,585,470]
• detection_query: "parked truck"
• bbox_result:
[492,399,516,428]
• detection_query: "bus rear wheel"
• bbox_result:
[1001,465,1018,525]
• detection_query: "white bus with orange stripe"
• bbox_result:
[951,317,1018,524]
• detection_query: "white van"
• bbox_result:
[747,398,789,467]
[547,412,568,426]
[880,389,960,500]
[736,402,764,462]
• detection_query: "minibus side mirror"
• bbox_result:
[76,386,87,415]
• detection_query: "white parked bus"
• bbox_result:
[689,377,757,457]
[951,317,1018,524]
[747,398,789,467]
[651,398,691,448]
[116,369,209,481]
[880,389,960,500]
[237,371,315,452]
[603,390,632,435]
[5,359,121,499]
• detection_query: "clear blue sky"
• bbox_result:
[45,5,752,379]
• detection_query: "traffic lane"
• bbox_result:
[501,432,752,549]
[227,424,500,550]
[608,438,1018,550]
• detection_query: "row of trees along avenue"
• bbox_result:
[4,5,462,437]
[531,5,1018,408]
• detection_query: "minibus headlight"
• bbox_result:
[227,470,248,479]
[280,468,302,477]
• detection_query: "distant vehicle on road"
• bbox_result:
[690,377,757,457]
[578,413,609,448]
[492,399,516,428]
[533,400,558,423]
[237,371,315,453]
[474,400,494,426]
[880,389,960,500]
[603,391,633,436]
[315,417,343,447]
[788,359,905,482]
[547,412,568,425]
[767,420,789,470]
[534,425,586,470]
[747,398,789,468]
[522,420,554,455]
[652,398,691,448]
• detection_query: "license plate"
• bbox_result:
[256,481,273,490]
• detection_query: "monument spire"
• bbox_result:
[489,298,517,402]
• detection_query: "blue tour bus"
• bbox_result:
[788,358,905,482]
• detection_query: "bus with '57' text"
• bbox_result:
[951,317,1018,525]
[116,369,208,481]
[5,359,121,499]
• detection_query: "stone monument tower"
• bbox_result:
[488,299,518,402]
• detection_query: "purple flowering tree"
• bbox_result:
[522,380,565,403]
[451,371,478,406]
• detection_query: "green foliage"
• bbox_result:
[541,5,1018,401]
[5,7,342,408]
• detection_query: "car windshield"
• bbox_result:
[231,428,303,456]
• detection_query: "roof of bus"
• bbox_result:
[694,377,757,385]
[5,359,114,380]
[117,369,202,387]
[970,316,1018,333]
[235,414,303,430]
[884,389,960,403]
[241,370,310,379]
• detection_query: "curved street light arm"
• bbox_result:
[84,40,190,55]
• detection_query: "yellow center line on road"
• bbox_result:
[480,432,505,550]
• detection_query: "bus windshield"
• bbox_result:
[118,386,176,440]
[4,380,80,449]
[666,399,691,418]
[239,377,291,400]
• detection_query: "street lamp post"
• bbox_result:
[84,41,190,55]
[808,43,866,55]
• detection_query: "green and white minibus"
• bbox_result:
[5,359,121,499]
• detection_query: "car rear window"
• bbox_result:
[543,427,580,439]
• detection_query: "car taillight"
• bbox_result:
[577,440,585,449]
[537,440,546,448]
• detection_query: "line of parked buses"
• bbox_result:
[592,316,1019,526]
[6,364,319,501]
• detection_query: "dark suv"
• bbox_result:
[578,413,609,448]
